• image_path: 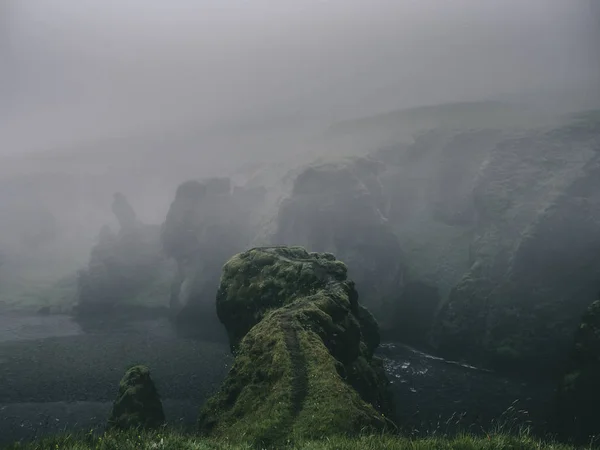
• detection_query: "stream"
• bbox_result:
[0,313,556,445]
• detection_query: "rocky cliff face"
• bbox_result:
[153,108,600,373]
[432,114,600,371]
[198,247,395,446]
[161,178,266,338]
[273,160,407,332]
[284,108,600,372]
[75,194,174,321]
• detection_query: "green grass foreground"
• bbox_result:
[4,429,595,450]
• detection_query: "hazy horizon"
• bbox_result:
[2,0,599,157]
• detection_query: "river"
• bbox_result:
[0,313,556,445]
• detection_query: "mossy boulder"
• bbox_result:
[198,246,395,446]
[107,365,165,430]
[556,299,600,442]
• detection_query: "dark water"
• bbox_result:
[0,314,556,445]
[378,343,555,437]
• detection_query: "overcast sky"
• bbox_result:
[1,0,599,155]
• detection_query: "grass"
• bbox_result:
[3,428,594,450]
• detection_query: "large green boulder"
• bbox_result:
[556,299,600,442]
[107,365,165,430]
[198,246,395,446]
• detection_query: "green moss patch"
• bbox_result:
[107,365,165,431]
[200,247,395,446]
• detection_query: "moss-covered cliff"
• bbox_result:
[433,113,600,371]
[198,247,395,446]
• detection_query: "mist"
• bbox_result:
[2,1,600,446]
[2,0,599,156]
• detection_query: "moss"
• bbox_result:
[199,247,395,446]
[273,161,407,331]
[107,365,165,431]
[216,246,348,351]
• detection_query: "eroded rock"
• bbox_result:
[161,178,266,338]
[198,246,395,445]
[273,161,406,331]
[107,365,165,430]
[432,113,600,371]
[75,194,174,322]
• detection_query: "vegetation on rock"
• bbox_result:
[198,246,395,446]
[107,365,165,431]
[273,161,407,333]
[432,111,600,371]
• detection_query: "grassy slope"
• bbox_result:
[4,429,593,450]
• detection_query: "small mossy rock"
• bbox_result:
[107,365,165,431]
[199,246,395,446]
[556,299,600,442]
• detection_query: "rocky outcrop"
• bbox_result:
[374,129,508,300]
[556,299,600,442]
[161,178,266,338]
[198,247,395,446]
[111,192,139,231]
[74,194,174,321]
[107,365,165,430]
[432,112,600,371]
[273,160,407,332]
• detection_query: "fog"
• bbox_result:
[2,0,599,157]
[0,0,598,293]
[2,2,600,445]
